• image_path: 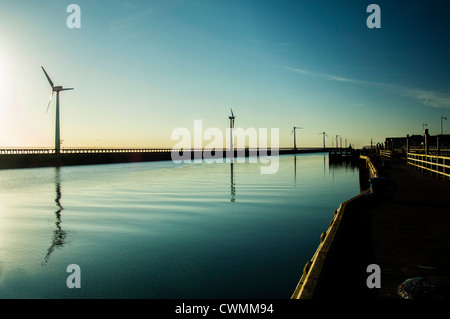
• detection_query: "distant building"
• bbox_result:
[407,135,424,148]
[384,137,407,151]
[385,134,450,154]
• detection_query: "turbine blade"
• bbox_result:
[46,91,54,113]
[230,108,234,118]
[41,66,54,88]
[62,88,74,91]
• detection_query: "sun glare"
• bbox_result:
[0,55,5,89]
[0,49,18,146]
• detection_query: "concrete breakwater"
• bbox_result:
[0,151,173,169]
[0,148,328,170]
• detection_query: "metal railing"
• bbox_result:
[407,153,450,179]
[360,155,379,179]
[408,147,450,156]
[379,150,392,158]
[0,147,311,155]
[0,147,174,155]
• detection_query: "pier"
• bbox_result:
[0,147,352,169]
[328,148,359,162]
[292,153,450,299]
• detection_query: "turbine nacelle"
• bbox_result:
[42,66,74,112]
[229,108,236,128]
[54,86,74,92]
[291,126,303,135]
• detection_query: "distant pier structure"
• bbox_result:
[0,147,174,169]
[0,147,329,170]
[328,147,359,162]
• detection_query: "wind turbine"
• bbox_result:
[291,127,303,151]
[319,132,328,149]
[229,108,236,152]
[42,66,73,154]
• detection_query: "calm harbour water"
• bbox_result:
[0,153,360,299]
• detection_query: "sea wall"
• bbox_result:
[0,152,174,169]
[0,148,326,170]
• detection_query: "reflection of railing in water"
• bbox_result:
[407,153,450,180]
[43,167,67,264]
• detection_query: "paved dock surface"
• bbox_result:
[311,159,450,299]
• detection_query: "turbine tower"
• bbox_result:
[319,132,328,149]
[291,127,303,151]
[229,108,236,152]
[42,66,73,154]
[335,135,341,149]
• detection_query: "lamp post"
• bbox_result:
[441,116,447,135]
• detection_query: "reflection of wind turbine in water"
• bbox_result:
[230,162,235,202]
[43,167,66,264]
[293,155,297,186]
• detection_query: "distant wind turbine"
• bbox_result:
[319,132,328,149]
[42,66,73,154]
[291,127,303,151]
[229,108,236,152]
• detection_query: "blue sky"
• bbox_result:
[1,0,449,148]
